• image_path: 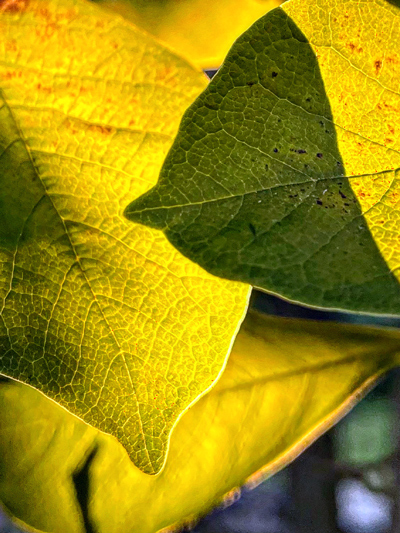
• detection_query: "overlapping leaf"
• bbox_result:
[92,0,282,69]
[127,0,400,316]
[0,0,250,474]
[1,310,400,533]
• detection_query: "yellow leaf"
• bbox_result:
[93,0,282,69]
[1,310,400,533]
[0,0,250,474]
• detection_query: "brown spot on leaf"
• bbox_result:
[2,71,18,80]
[0,0,29,13]
[374,60,382,74]
[346,42,363,53]
[87,124,115,135]
[388,125,395,135]
[36,83,52,94]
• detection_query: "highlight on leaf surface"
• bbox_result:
[92,0,282,69]
[0,0,250,474]
[1,310,400,533]
[126,0,400,316]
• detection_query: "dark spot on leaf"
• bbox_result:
[272,72,278,78]
[249,223,256,236]
[337,161,342,166]
[319,121,324,126]
[247,81,255,86]
[325,130,330,134]
[273,148,279,153]
[339,191,347,199]
[316,153,323,158]
[306,97,311,102]
[296,149,307,154]
[265,164,269,170]
[316,199,323,205]
[375,60,382,74]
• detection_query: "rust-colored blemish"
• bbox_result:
[346,42,363,53]
[388,125,395,135]
[2,71,18,80]
[87,124,115,135]
[0,0,29,13]
[374,60,382,75]
[385,138,393,144]
[36,83,52,94]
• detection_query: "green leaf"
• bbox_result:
[1,310,400,533]
[0,0,250,474]
[92,0,282,69]
[126,0,400,316]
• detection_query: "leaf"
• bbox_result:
[92,0,282,69]
[1,310,400,533]
[126,0,400,316]
[0,0,250,474]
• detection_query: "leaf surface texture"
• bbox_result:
[127,0,400,315]
[0,0,250,474]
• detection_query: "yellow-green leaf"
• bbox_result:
[1,310,400,533]
[93,0,282,69]
[0,0,250,474]
[126,0,400,316]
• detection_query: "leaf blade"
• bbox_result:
[0,0,250,474]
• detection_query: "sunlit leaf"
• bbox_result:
[1,310,400,533]
[0,0,250,474]
[92,0,282,69]
[126,0,400,316]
